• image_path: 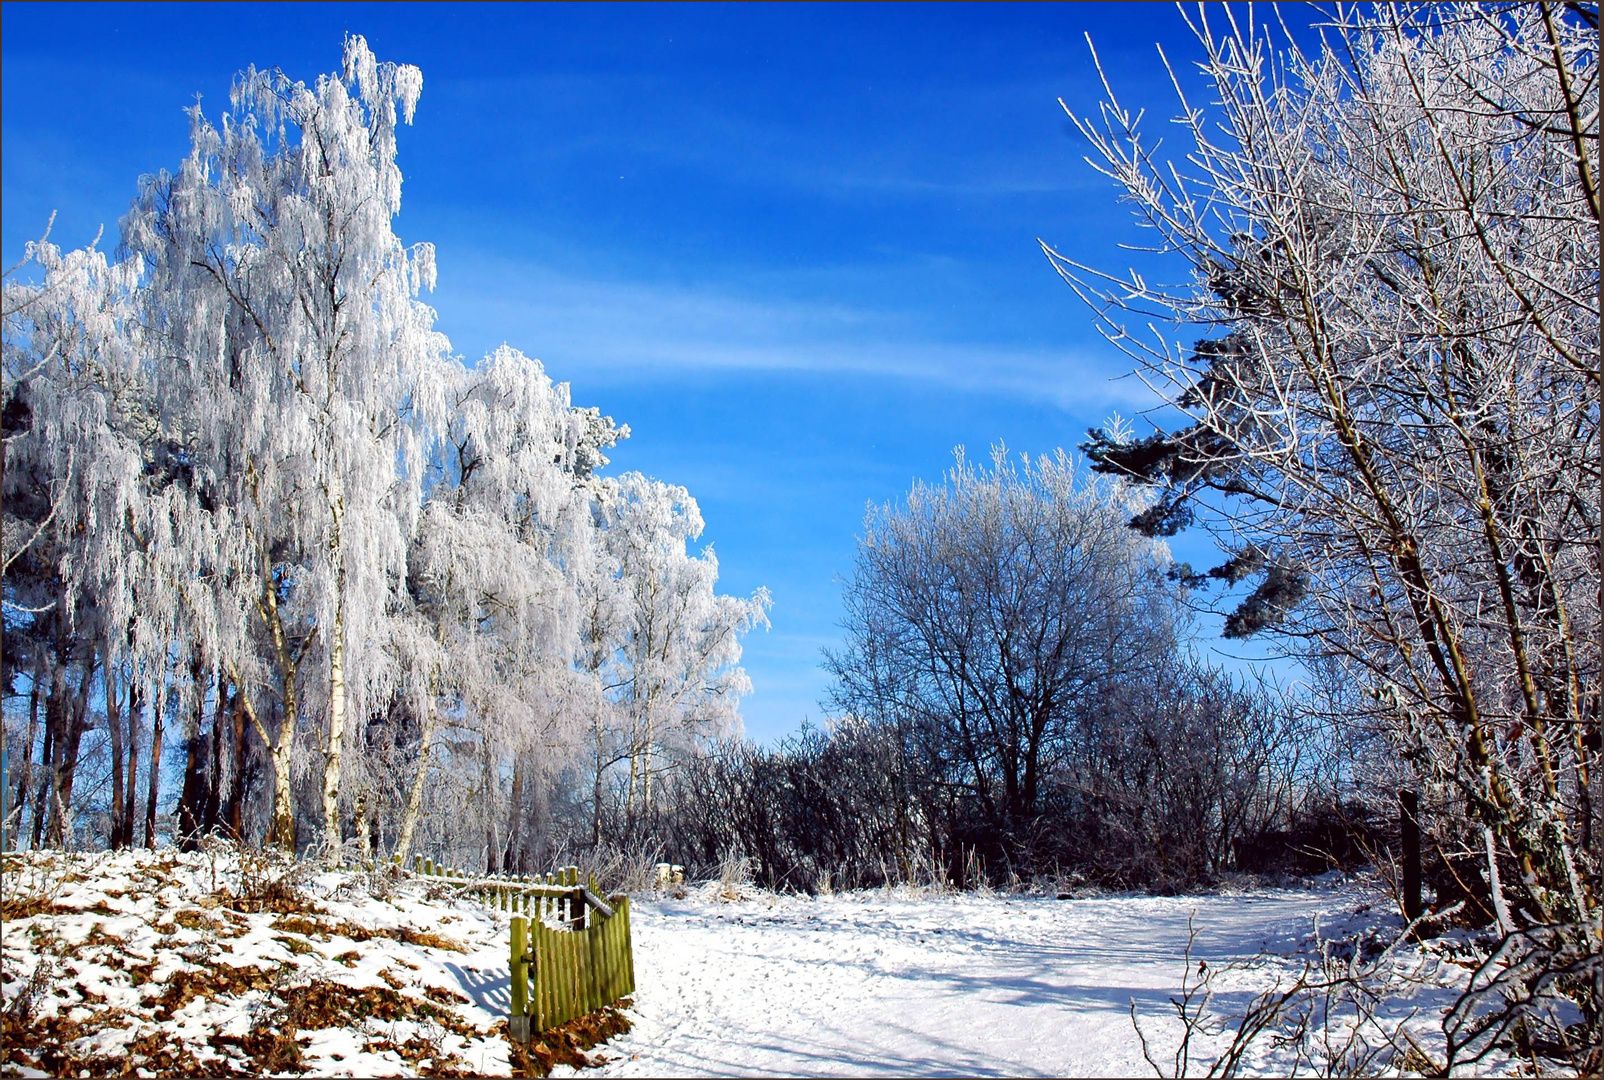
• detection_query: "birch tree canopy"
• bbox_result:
[3,35,765,869]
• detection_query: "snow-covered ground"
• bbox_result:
[5,851,1486,1077]
[1,848,519,1077]
[570,878,1436,1078]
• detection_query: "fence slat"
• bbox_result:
[604,901,617,1003]
[569,927,582,1021]
[559,927,575,1024]
[590,916,604,1014]
[537,919,550,1032]
[556,928,568,1026]
[570,926,584,1021]
[612,902,628,1001]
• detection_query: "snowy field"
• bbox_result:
[4,850,1486,1077]
[569,881,1416,1078]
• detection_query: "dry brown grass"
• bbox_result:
[504,1000,635,1078]
[0,892,57,920]
[267,911,468,953]
[2,962,489,1077]
[0,861,109,920]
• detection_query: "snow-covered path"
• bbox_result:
[573,885,1365,1078]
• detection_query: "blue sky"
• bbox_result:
[3,2,1284,742]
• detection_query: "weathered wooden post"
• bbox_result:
[510,916,531,1041]
[564,866,584,929]
[586,893,603,1013]
[1400,789,1422,923]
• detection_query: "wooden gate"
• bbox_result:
[407,859,635,1037]
[509,893,634,1037]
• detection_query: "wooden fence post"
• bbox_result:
[510,916,530,1041]
[619,892,631,994]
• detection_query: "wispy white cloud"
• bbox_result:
[435,253,1156,414]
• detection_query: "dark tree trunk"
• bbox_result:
[11,660,43,849]
[143,691,165,848]
[177,662,210,851]
[106,663,126,848]
[38,664,69,847]
[177,731,208,850]
[121,684,143,849]
[48,654,96,846]
[28,708,53,851]
[1400,789,1422,923]
[504,756,525,873]
[224,687,247,841]
[483,740,501,875]
[203,676,229,836]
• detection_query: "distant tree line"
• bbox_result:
[639,452,1352,891]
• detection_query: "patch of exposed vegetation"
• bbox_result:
[505,1000,635,1078]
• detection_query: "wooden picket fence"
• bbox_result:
[408,857,634,1037]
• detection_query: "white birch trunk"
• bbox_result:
[321,481,348,865]
[393,704,438,864]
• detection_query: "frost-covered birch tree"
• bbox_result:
[3,35,769,871]
[121,35,453,857]
[390,345,624,866]
[598,475,770,839]
[2,231,157,849]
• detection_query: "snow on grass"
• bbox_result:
[567,875,1480,1078]
[3,851,1498,1078]
[1,847,519,1077]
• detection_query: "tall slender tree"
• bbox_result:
[123,35,453,857]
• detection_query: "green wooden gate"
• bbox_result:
[507,870,635,1038]
[405,858,635,1037]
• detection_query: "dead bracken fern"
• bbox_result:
[504,999,634,1078]
[0,852,66,919]
[2,970,486,1077]
[0,849,516,1077]
[227,844,319,914]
